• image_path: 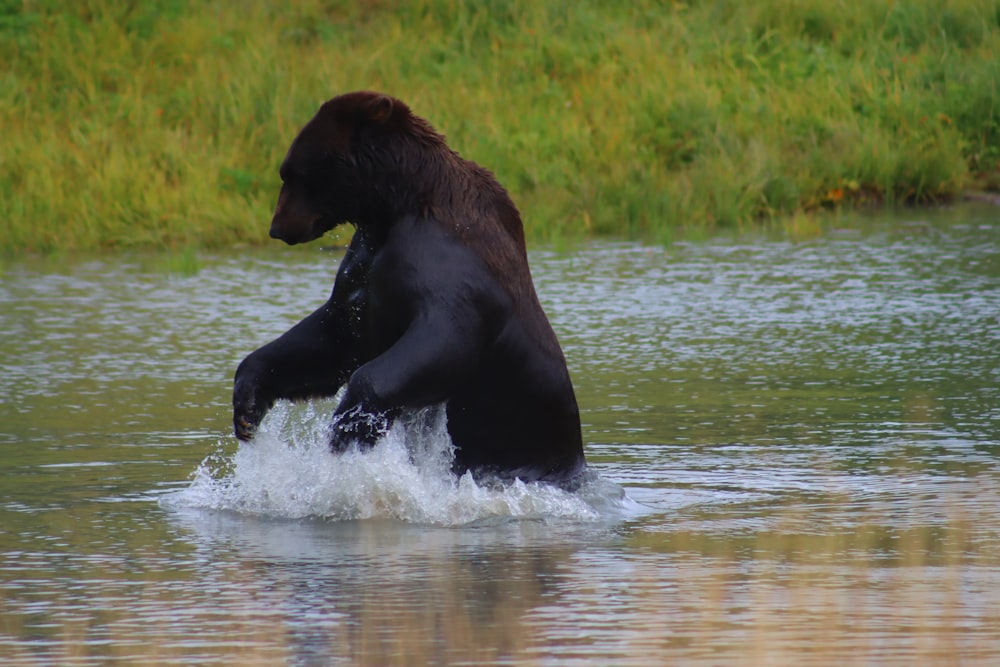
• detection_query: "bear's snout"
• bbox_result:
[268,220,283,239]
[268,217,301,245]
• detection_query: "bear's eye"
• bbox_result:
[281,165,320,191]
[279,163,304,183]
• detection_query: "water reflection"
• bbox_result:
[171,512,596,666]
[1,205,999,664]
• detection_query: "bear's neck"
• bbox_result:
[353,148,528,259]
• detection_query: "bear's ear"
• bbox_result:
[368,95,394,124]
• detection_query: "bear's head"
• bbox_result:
[268,91,440,245]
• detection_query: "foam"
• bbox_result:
[164,401,628,526]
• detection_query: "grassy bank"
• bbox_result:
[2,0,999,253]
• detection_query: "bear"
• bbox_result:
[232,91,586,484]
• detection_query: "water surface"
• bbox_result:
[2,205,999,665]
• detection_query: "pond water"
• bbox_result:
[2,205,999,666]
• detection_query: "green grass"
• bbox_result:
[2,0,999,253]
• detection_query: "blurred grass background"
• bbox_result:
[1,0,999,253]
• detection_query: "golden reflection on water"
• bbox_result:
[616,520,992,667]
[3,507,996,667]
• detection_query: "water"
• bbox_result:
[2,205,999,665]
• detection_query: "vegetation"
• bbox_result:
[2,0,999,253]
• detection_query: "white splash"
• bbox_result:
[165,400,627,526]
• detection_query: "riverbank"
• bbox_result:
[2,0,998,253]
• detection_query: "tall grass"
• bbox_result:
[2,0,999,253]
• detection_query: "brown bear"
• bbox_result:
[232,91,586,483]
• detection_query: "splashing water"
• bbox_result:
[165,400,628,526]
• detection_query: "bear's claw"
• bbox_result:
[234,414,257,441]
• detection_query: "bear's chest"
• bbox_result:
[363,250,418,354]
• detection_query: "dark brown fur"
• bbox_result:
[235,91,586,482]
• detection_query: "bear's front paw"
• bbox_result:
[233,382,272,441]
[330,406,391,452]
[234,411,260,441]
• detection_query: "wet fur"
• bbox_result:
[234,91,586,483]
